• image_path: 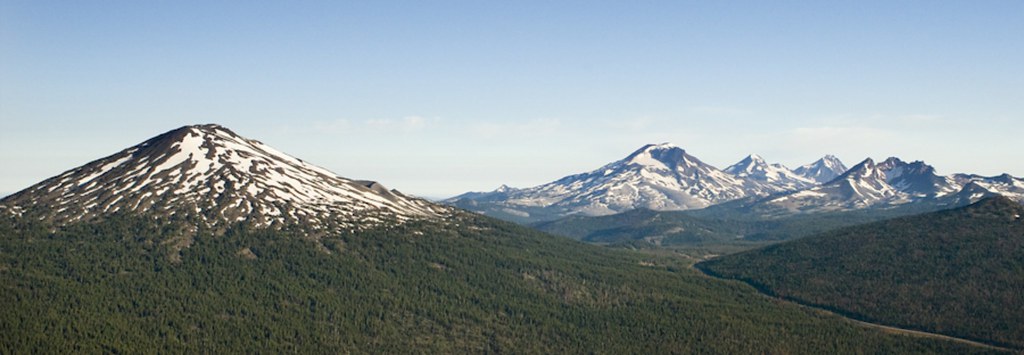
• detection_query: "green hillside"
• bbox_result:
[698,196,1024,350]
[0,212,995,353]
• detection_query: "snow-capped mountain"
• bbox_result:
[764,158,911,212]
[952,173,1024,203]
[449,184,519,202]
[446,143,762,222]
[758,157,1022,213]
[877,157,960,198]
[723,154,816,192]
[0,124,443,230]
[446,143,1022,221]
[793,155,848,183]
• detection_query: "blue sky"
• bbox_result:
[2,1,1022,198]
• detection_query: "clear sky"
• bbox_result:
[2,1,1022,199]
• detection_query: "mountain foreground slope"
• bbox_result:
[0,124,993,353]
[698,196,1024,350]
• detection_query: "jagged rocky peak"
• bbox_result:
[878,156,936,175]
[877,157,909,178]
[724,154,767,175]
[724,154,786,175]
[822,154,843,163]
[743,154,766,162]
[877,157,938,180]
[759,157,904,212]
[877,156,904,168]
[875,158,957,197]
[759,155,990,213]
[823,158,893,196]
[795,154,848,183]
[0,124,444,230]
[724,154,815,191]
[991,173,1019,184]
[840,158,881,179]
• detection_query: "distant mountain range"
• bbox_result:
[446,143,824,222]
[759,157,1024,214]
[446,144,1023,223]
[0,124,446,232]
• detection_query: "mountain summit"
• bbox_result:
[621,143,703,171]
[877,157,959,198]
[793,155,848,183]
[447,142,1023,222]
[446,143,759,222]
[0,124,442,230]
[723,154,816,192]
[764,158,916,212]
[757,156,1023,213]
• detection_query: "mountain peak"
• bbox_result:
[794,155,849,183]
[724,154,814,191]
[992,173,1017,183]
[623,143,698,170]
[725,154,768,173]
[839,158,881,180]
[163,124,236,141]
[873,158,955,197]
[189,123,227,130]
[880,156,904,165]
[494,184,516,193]
[447,143,757,220]
[640,142,680,151]
[879,158,936,176]
[1,124,443,230]
[822,157,891,190]
[764,157,903,212]
[724,155,765,175]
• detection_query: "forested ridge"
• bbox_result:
[699,196,1024,350]
[0,211,1000,353]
